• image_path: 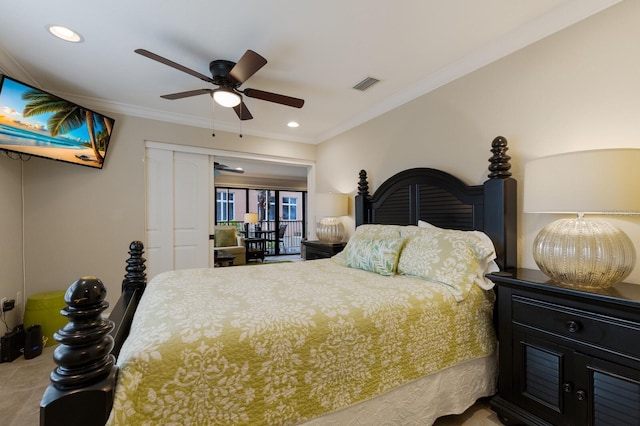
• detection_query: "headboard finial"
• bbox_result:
[122,240,146,294]
[488,136,512,179]
[358,169,369,196]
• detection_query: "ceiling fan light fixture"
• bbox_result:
[213,88,241,108]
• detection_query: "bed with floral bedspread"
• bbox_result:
[107,224,499,425]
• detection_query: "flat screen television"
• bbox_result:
[0,74,115,169]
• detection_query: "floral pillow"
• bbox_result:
[349,223,405,240]
[345,237,404,276]
[397,226,496,301]
[331,224,402,273]
[417,220,499,290]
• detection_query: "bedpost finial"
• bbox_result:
[63,276,108,308]
[358,169,369,196]
[50,277,115,389]
[123,240,147,293]
[488,136,512,178]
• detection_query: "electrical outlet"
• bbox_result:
[16,291,22,309]
[2,299,15,312]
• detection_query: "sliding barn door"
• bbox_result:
[146,148,211,280]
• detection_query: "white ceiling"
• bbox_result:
[0,0,620,145]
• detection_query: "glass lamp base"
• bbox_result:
[317,217,344,243]
[533,217,636,288]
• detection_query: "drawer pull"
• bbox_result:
[566,320,582,333]
[563,383,573,393]
[576,390,586,401]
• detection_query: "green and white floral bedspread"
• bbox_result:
[107,259,496,425]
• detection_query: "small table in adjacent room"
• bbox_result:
[214,250,235,267]
[245,237,266,262]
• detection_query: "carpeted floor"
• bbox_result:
[0,345,55,426]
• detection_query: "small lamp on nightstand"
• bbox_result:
[244,212,258,237]
[524,148,640,288]
[316,193,348,243]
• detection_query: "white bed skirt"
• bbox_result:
[302,354,497,425]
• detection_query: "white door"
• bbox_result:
[146,148,210,280]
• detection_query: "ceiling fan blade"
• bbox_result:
[214,162,244,173]
[229,50,267,84]
[243,88,304,108]
[161,88,213,100]
[135,49,215,84]
[233,101,253,120]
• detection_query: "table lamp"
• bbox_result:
[244,212,258,237]
[524,148,640,288]
[316,193,348,243]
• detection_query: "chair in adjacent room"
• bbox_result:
[212,225,246,265]
[267,223,288,255]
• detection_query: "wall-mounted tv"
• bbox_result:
[0,75,115,169]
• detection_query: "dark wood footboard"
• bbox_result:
[40,241,146,426]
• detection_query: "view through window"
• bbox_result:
[215,187,306,256]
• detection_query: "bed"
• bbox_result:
[40,136,516,425]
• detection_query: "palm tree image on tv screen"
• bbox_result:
[0,75,115,169]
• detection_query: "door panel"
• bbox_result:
[173,152,209,269]
[145,148,174,279]
[146,148,210,279]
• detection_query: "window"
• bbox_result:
[268,195,276,220]
[216,191,235,222]
[282,196,297,220]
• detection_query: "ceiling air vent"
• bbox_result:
[352,77,380,91]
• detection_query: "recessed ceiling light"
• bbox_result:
[48,25,83,43]
[287,121,299,128]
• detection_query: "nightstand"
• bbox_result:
[301,240,346,260]
[487,268,640,426]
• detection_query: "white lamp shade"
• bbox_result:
[524,149,640,214]
[316,193,348,217]
[244,212,258,224]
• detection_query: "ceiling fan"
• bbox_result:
[214,162,244,176]
[135,48,304,120]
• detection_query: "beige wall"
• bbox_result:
[0,155,24,328]
[317,0,640,283]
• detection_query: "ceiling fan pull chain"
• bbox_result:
[211,95,216,137]
[238,103,243,138]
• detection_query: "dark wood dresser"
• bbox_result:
[301,240,346,260]
[487,268,640,426]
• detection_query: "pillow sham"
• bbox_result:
[345,236,404,276]
[397,227,496,300]
[417,220,499,289]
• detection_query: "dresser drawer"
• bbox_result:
[512,294,640,359]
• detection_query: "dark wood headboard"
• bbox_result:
[355,136,517,271]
